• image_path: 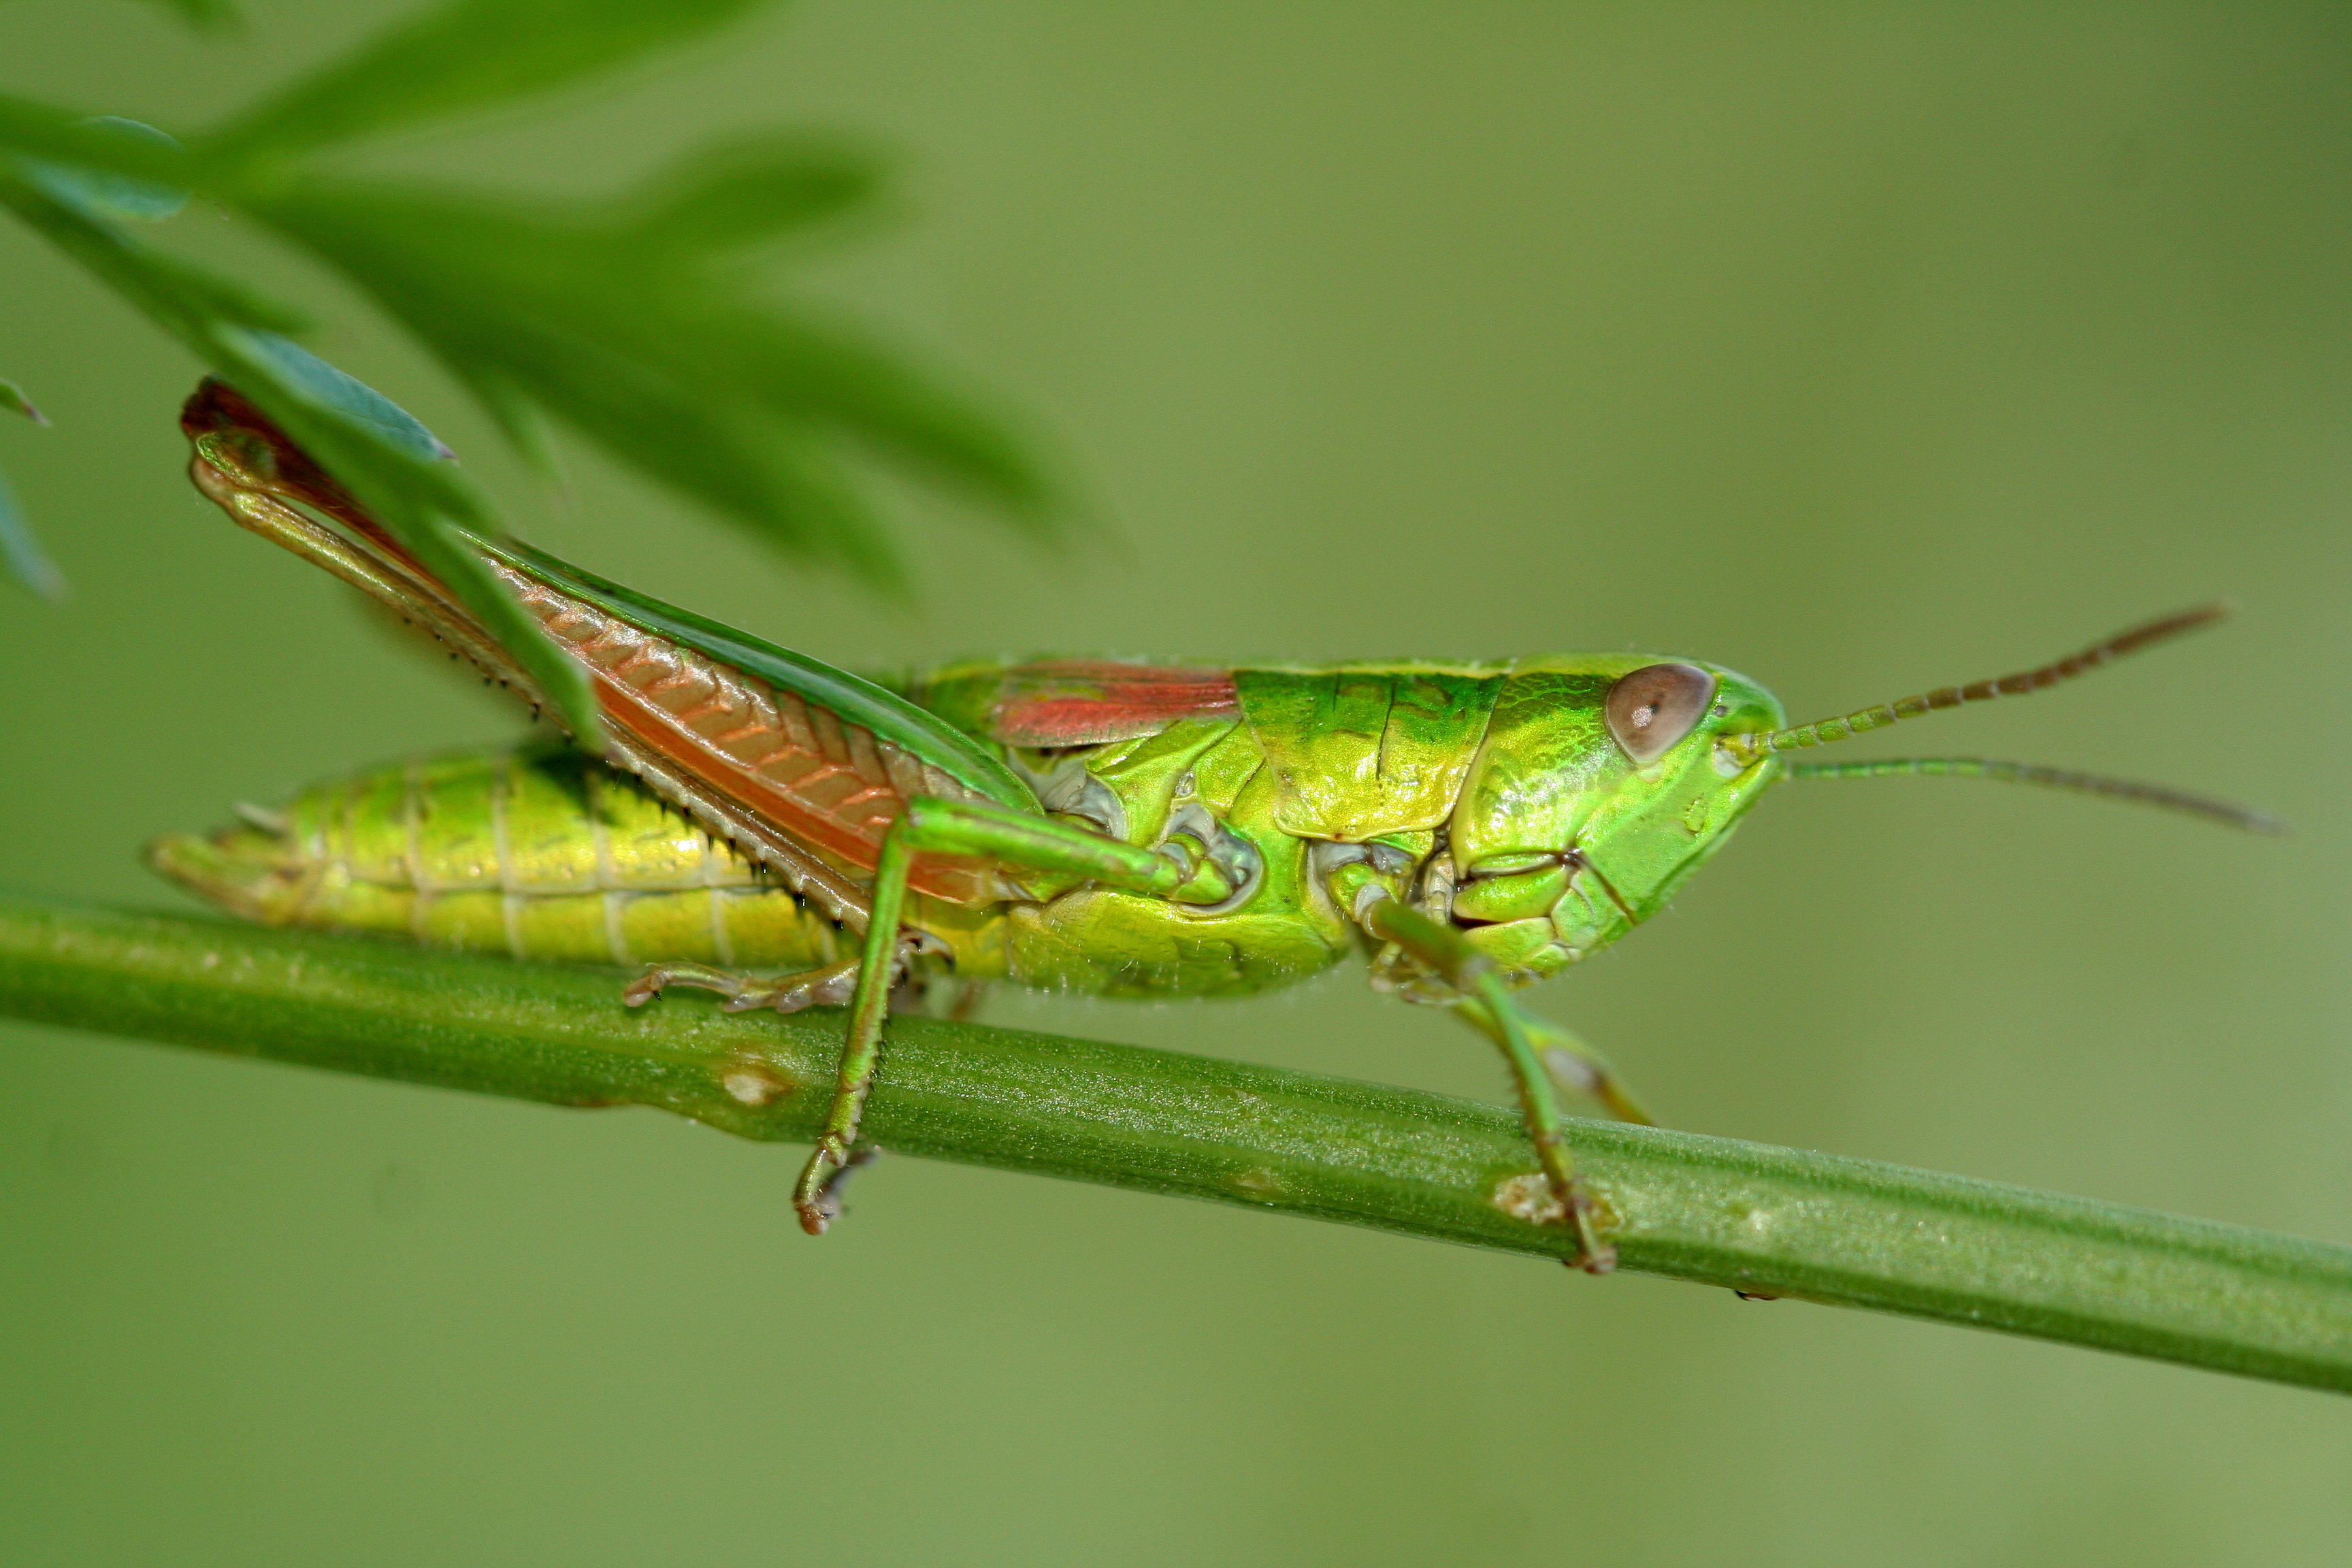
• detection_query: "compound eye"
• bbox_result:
[1605,663,1718,764]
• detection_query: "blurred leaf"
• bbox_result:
[249,169,1060,589]
[20,117,189,221]
[238,361,605,747]
[0,56,1066,591]
[0,95,191,184]
[455,363,557,477]
[206,341,603,745]
[238,331,453,461]
[0,371,63,597]
[137,0,241,31]
[0,169,297,336]
[203,0,769,165]
[0,168,600,739]
[625,134,883,255]
[0,1,1065,684]
[0,378,48,425]
[0,463,66,601]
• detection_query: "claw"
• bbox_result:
[797,1198,832,1237]
[1564,1179,1617,1274]
[794,1134,864,1235]
[796,1143,880,1235]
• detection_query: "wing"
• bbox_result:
[180,378,1035,918]
[990,659,1239,746]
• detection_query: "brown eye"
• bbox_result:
[1605,663,1718,764]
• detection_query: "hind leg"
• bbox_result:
[624,956,869,1014]
[794,798,1186,1234]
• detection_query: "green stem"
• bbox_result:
[3,889,2347,1394]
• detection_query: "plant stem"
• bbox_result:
[3,890,2347,1394]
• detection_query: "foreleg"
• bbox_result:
[1450,993,1654,1127]
[1356,893,1617,1273]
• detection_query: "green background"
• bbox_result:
[4,3,2349,1563]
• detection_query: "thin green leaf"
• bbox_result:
[276,212,900,579]
[0,171,284,344]
[20,117,189,222]
[704,310,1061,523]
[448,362,556,478]
[0,86,1064,585]
[0,95,191,186]
[208,331,603,745]
[0,378,48,425]
[236,331,452,461]
[203,0,769,165]
[137,0,241,31]
[0,173,301,335]
[244,175,1060,587]
[0,371,62,596]
[0,463,66,600]
[624,135,883,255]
[127,248,308,335]
[0,169,600,740]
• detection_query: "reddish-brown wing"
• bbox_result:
[180,380,1009,912]
[991,660,1239,746]
[502,572,1009,905]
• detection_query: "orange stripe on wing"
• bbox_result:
[505,568,1006,905]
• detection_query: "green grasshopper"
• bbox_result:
[154,379,2276,1271]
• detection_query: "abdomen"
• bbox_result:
[149,742,855,972]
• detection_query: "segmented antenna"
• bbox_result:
[1722,602,2229,764]
[1784,757,2285,834]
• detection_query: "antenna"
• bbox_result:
[1783,757,2284,834]
[1721,602,2228,764]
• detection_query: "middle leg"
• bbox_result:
[625,957,868,1014]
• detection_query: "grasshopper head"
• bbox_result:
[1440,605,2275,987]
[1444,655,1784,979]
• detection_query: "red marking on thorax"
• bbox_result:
[992,660,1238,747]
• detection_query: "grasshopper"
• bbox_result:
[154,379,2276,1271]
